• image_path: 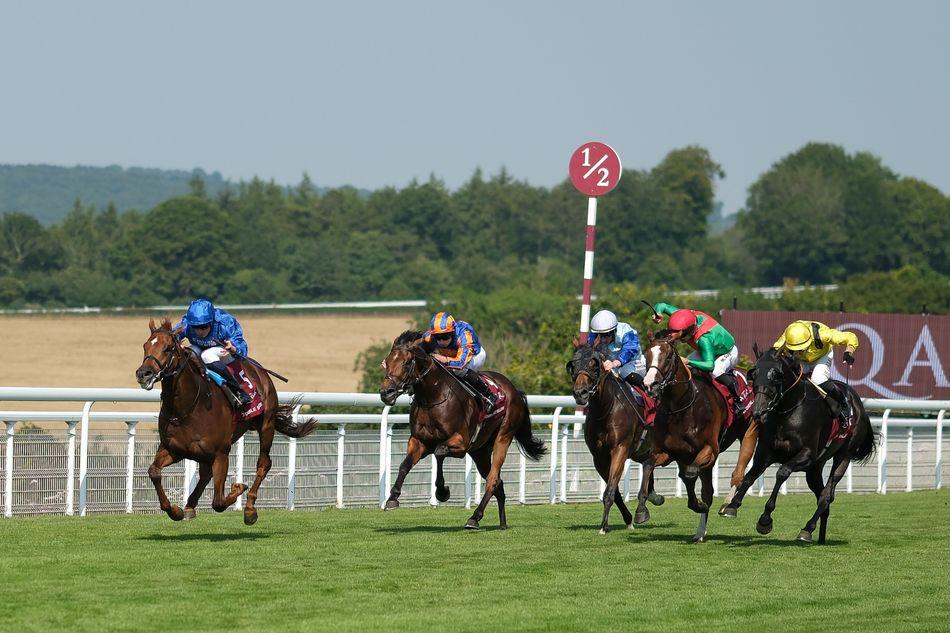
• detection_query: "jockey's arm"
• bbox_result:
[173,317,189,341]
[440,330,475,370]
[653,302,680,318]
[219,316,248,356]
[687,336,716,373]
[617,330,641,365]
[822,327,859,353]
[772,332,787,350]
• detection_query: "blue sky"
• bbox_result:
[1,1,947,214]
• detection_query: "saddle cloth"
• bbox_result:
[225,360,264,427]
[477,373,509,424]
[707,370,753,429]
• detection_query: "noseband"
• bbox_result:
[384,349,432,397]
[755,360,805,416]
[142,334,187,383]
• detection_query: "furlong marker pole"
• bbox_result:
[579,196,597,345]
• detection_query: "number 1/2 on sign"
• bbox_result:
[569,142,622,197]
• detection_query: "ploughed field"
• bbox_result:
[1,491,947,632]
[0,313,412,410]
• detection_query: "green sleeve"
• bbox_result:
[687,336,716,372]
[653,302,679,317]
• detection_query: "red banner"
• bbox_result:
[720,310,950,401]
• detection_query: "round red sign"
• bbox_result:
[569,142,622,197]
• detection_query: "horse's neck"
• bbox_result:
[667,358,693,401]
[414,357,454,401]
[160,357,203,417]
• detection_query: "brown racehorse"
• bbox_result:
[135,318,316,524]
[379,331,547,529]
[639,332,758,542]
[567,339,665,534]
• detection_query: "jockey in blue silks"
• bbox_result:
[589,309,647,388]
[422,312,497,414]
[175,298,252,405]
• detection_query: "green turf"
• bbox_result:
[1,491,948,632]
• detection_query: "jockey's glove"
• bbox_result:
[843,351,855,366]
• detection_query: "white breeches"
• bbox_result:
[803,350,833,384]
[688,345,739,378]
[199,346,233,364]
[468,347,487,371]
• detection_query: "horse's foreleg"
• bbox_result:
[386,436,428,510]
[211,452,246,513]
[693,468,714,543]
[722,441,774,518]
[680,461,705,515]
[598,446,629,534]
[244,423,275,526]
[800,454,849,544]
[635,460,658,525]
[148,447,184,521]
[756,448,813,536]
[723,419,759,512]
[466,431,515,529]
[183,461,213,519]
[434,453,450,503]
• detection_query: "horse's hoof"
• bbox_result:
[384,499,399,511]
[435,487,451,503]
[634,509,650,525]
[626,522,635,531]
[756,518,773,535]
[243,509,258,526]
[797,530,813,543]
[498,524,508,530]
[168,505,184,521]
[648,492,665,506]
[598,528,608,535]
[182,507,197,521]
[230,483,248,496]
[464,519,480,530]
[719,504,738,518]
[691,534,707,544]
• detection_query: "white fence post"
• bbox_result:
[559,425,569,503]
[379,406,390,508]
[906,428,913,493]
[4,421,15,518]
[878,410,890,494]
[936,410,944,490]
[125,421,137,514]
[287,404,301,511]
[846,463,853,494]
[518,450,526,505]
[712,461,719,497]
[337,425,346,509]
[429,455,438,507]
[465,454,474,509]
[182,459,196,505]
[78,401,93,516]
[234,435,245,511]
[65,421,78,516]
[549,408,561,504]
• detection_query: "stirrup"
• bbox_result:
[484,395,497,415]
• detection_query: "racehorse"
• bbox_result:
[639,332,758,542]
[721,346,876,543]
[567,339,665,534]
[135,318,316,524]
[379,331,547,529]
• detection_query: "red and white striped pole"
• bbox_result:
[569,142,621,345]
[579,196,597,345]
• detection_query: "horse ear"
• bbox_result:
[173,324,185,337]
[646,330,654,343]
[752,342,761,359]
[148,318,156,332]
[590,334,603,349]
[572,335,582,350]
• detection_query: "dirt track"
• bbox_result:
[0,313,412,411]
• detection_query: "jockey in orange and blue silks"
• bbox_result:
[174,298,252,405]
[422,312,496,413]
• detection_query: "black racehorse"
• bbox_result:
[567,340,664,534]
[721,346,877,543]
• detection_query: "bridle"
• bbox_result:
[144,330,210,422]
[646,341,697,414]
[754,356,805,417]
[567,349,606,403]
[384,347,433,398]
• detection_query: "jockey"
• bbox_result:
[652,301,743,415]
[423,312,497,414]
[175,298,252,406]
[589,309,647,388]
[773,320,858,429]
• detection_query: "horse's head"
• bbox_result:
[135,318,185,390]
[642,331,681,398]
[380,330,428,405]
[749,347,801,421]
[566,337,606,406]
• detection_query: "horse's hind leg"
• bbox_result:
[800,455,849,544]
[721,419,759,515]
[722,442,773,518]
[183,461,213,520]
[211,452,247,513]
[244,422,275,526]
[693,468,714,543]
[635,460,658,525]
[434,451,450,503]
[148,447,184,521]
[465,431,514,530]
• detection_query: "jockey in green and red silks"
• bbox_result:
[650,301,742,412]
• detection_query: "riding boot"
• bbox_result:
[820,381,852,430]
[207,360,253,406]
[716,372,743,418]
[459,368,496,415]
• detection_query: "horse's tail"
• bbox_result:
[274,395,318,438]
[514,391,547,461]
[851,396,877,464]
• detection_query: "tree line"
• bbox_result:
[0,143,946,310]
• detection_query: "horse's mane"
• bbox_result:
[394,330,424,347]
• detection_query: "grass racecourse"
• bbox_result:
[2,491,948,632]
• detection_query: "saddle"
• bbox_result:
[205,359,264,429]
[697,370,753,429]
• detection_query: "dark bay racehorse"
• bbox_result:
[567,340,664,534]
[721,347,876,543]
[379,331,547,529]
[640,333,758,542]
[135,318,316,524]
